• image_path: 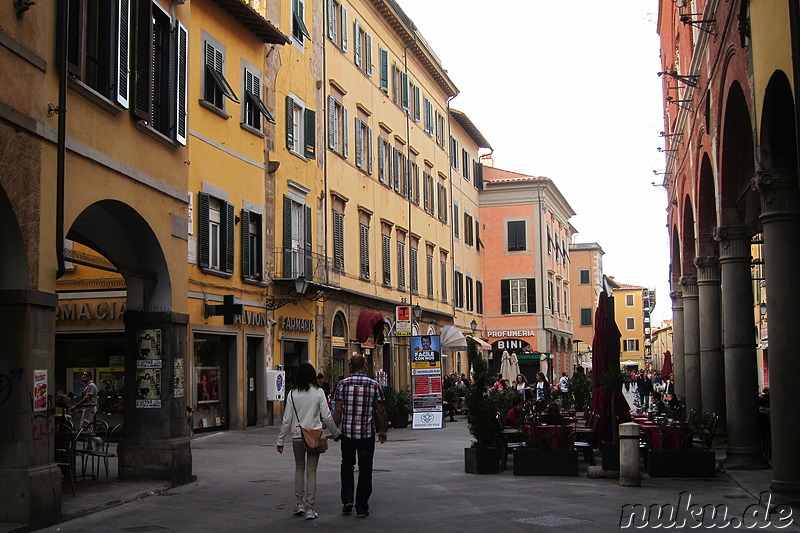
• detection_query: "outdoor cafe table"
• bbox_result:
[523,424,576,449]
[638,421,691,450]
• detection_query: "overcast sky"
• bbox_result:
[396,0,671,324]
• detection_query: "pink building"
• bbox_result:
[479,166,576,384]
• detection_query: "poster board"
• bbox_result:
[409,334,443,429]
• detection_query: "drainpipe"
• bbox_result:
[55,0,69,279]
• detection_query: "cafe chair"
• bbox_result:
[573,413,599,465]
[82,423,123,483]
[496,415,526,471]
[54,422,76,496]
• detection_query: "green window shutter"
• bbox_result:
[66,0,81,76]
[401,72,409,110]
[283,196,292,278]
[304,108,316,159]
[501,279,511,315]
[365,33,373,76]
[333,210,344,272]
[133,0,153,120]
[116,0,131,108]
[198,193,210,268]
[354,19,361,67]
[413,86,420,122]
[342,106,349,158]
[286,95,294,149]
[224,202,235,274]
[327,0,335,39]
[328,95,336,150]
[305,205,313,280]
[241,209,251,279]
[379,49,388,92]
[340,5,348,51]
[175,20,188,144]
[526,278,537,313]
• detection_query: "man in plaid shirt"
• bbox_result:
[332,355,388,518]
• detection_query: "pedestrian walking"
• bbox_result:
[332,355,388,518]
[276,362,340,520]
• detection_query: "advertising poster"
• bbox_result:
[395,305,411,337]
[409,334,443,429]
[174,358,185,398]
[135,367,162,408]
[197,367,221,405]
[137,328,163,360]
[33,370,47,412]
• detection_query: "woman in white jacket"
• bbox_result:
[276,362,340,520]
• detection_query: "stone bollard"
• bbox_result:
[618,422,641,487]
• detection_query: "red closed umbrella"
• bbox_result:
[661,350,673,377]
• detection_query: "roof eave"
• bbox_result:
[212,0,290,44]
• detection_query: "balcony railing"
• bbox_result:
[272,247,340,288]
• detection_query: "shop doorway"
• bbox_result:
[282,339,308,388]
[245,336,262,427]
[194,333,232,432]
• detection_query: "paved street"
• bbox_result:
[19,415,796,533]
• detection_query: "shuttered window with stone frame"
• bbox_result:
[282,196,312,279]
[440,259,448,302]
[501,279,536,315]
[355,118,372,174]
[67,0,132,108]
[130,1,187,143]
[454,271,464,309]
[241,209,263,282]
[476,280,483,313]
[397,241,406,291]
[243,68,276,131]
[198,192,234,274]
[333,210,345,272]
[426,253,434,299]
[359,223,370,280]
[410,246,419,295]
[382,234,391,286]
[466,276,474,311]
[203,40,239,111]
[285,95,316,159]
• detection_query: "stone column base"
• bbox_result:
[0,463,62,527]
[119,437,194,485]
[722,447,769,470]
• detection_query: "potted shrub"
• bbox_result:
[464,338,501,474]
[383,385,412,429]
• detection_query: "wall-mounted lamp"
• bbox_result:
[657,146,678,154]
[470,319,478,335]
[264,275,334,310]
[412,304,422,320]
[680,13,716,35]
[660,131,683,139]
[658,71,699,88]
[759,302,767,318]
[652,182,667,189]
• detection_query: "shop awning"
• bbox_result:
[440,326,467,350]
[356,310,385,344]
[466,335,492,352]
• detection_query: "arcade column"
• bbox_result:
[715,225,764,469]
[0,289,61,527]
[753,170,800,492]
[119,311,193,484]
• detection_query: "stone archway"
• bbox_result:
[65,200,191,484]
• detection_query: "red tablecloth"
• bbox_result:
[524,425,575,449]
[640,423,691,450]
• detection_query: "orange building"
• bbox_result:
[568,242,604,371]
[479,166,575,384]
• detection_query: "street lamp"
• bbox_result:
[412,304,422,320]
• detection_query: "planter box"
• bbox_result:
[512,448,579,476]
[647,449,716,478]
[390,412,410,429]
[602,441,620,470]
[464,447,501,474]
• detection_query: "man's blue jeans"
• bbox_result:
[340,436,376,513]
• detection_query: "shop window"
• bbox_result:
[194,333,229,431]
